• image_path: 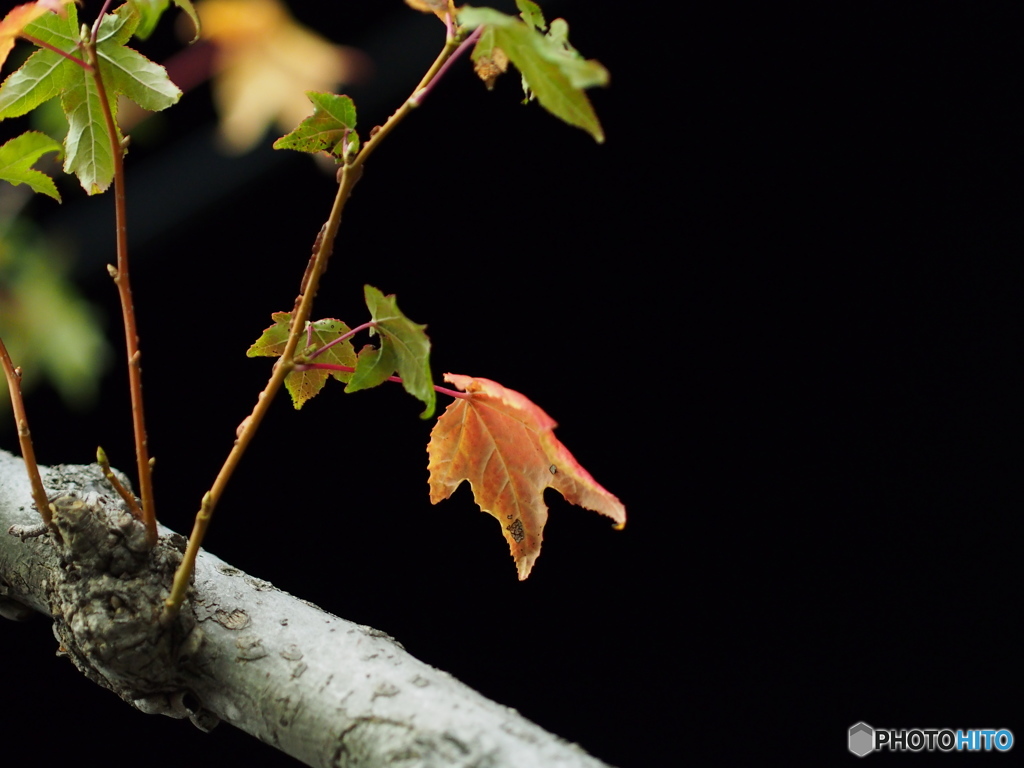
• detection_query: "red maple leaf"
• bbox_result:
[427,373,625,579]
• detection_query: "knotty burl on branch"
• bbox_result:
[0,452,618,768]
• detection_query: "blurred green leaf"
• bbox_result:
[0,131,62,200]
[515,0,546,31]
[130,0,200,41]
[0,222,111,417]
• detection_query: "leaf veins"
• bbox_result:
[427,373,625,579]
[247,311,356,409]
[0,3,181,193]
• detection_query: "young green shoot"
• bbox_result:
[96,445,144,521]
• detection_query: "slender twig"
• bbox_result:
[90,0,115,43]
[163,32,477,621]
[352,31,465,169]
[300,362,471,401]
[410,27,483,107]
[0,337,52,526]
[306,320,376,360]
[163,163,363,620]
[96,446,143,520]
[19,34,93,70]
[86,40,158,548]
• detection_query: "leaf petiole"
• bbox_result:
[410,26,484,107]
[306,320,376,361]
[299,362,471,401]
[19,34,92,71]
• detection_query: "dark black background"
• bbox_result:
[2,1,1022,765]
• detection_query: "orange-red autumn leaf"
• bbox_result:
[0,0,71,71]
[427,373,625,580]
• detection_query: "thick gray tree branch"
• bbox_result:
[0,450,613,768]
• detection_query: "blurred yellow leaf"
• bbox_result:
[404,0,456,23]
[197,0,365,153]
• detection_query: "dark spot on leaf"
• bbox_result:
[507,518,525,543]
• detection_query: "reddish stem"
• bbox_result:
[87,39,158,547]
[410,27,483,106]
[306,321,376,360]
[90,0,115,43]
[20,34,93,70]
[301,362,470,400]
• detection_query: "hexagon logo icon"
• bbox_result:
[849,722,875,757]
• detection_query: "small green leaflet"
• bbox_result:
[0,3,181,194]
[273,92,359,161]
[357,285,435,419]
[459,6,608,142]
[247,312,356,409]
[345,343,398,394]
[0,131,62,200]
[513,0,545,106]
[246,290,433,416]
[515,0,546,32]
[130,0,201,42]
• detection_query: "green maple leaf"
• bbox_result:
[358,285,435,419]
[515,0,546,32]
[247,311,356,409]
[459,6,608,142]
[0,3,181,194]
[273,91,359,161]
[130,0,200,42]
[345,343,398,394]
[0,131,62,200]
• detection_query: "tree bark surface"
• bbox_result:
[0,450,613,768]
